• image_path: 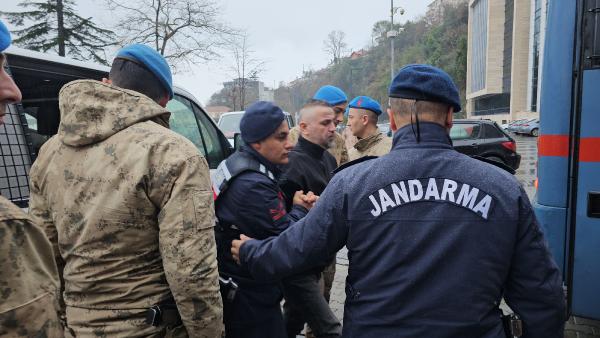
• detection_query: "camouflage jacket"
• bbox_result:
[289,126,348,166]
[0,196,63,338]
[28,80,223,337]
[348,132,393,161]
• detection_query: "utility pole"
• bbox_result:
[390,0,395,82]
[389,1,405,81]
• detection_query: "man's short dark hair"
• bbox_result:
[109,58,167,103]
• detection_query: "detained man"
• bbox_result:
[279,100,342,338]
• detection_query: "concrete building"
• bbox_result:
[466,0,547,124]
[222,78,274,107]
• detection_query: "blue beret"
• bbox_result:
[240,101,285,143]
[348,96,383,116]
[312,85,347,106]
[116,44,173,99]
[0,20,11,52]
[389,64,461,112]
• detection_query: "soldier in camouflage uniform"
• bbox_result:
[28,44,223,337]
[346,96,392,161]
[0,21,64,337]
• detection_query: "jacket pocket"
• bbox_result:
[186,189,215,232]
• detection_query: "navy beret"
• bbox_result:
[313,85,347,105]
[389,64,461,112]
[348,96,383,116]
[240,101,285,143]
[116,44,174,99]
[0,20,11,52]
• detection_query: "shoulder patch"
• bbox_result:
[332,155,378,175]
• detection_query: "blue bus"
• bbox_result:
[535,0,600,320]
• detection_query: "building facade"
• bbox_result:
[466,0,547,124]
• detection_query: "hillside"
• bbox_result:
[273,3,468,117]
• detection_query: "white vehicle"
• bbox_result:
[218,110,296,147]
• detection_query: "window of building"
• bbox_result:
[470,0,488,93]
[503,0,514,93]
[530,0,543,111]
[472,94,511,116]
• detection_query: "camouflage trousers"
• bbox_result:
[305,259,337,338]
[66,306,188,338]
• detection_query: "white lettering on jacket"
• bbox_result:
[368,178,493,219]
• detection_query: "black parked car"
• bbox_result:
[450,119,521,171]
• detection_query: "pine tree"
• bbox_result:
[1,0,116,64]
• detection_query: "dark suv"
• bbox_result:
[450,119,521,170]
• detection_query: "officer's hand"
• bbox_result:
[303,191,319,206]
[293,190,313,210]
[231,234,253,265]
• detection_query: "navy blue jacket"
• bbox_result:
[215,145,307,296]
[240,122,566,338]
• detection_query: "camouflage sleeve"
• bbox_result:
[335,132,349,166]
[155,154,224,337]
[28,171,68,321]
[339,144,349,166]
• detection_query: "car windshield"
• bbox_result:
[218,114,244,137]
[450,123,481,140]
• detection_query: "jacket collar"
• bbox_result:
[392,122,453,150]
[240,144,282,177]
[354,132,384,152]
[296,135,326,158]
[57,79,170,147]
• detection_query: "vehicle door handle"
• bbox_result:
[588,192,600,218]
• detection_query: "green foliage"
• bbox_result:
[273,3,468,113]
[1,0,116,64]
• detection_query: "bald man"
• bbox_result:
[279,101,342,338]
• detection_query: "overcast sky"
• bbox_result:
[5,0,431,105]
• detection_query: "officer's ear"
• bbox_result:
[444,106,454,131]
[361,113,369,126]
[299,120,308,134]
[388,108,397,131]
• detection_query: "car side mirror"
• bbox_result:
[233,133,243,151]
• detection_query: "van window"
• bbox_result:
[0,103,32,206]
[167,94,227,169]
[192,102,227,168]
[167,96,205,152]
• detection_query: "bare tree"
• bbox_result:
[1,0,116,64]
[106,0,235,70]
[323,30,348,65]
[227,33,265,110]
